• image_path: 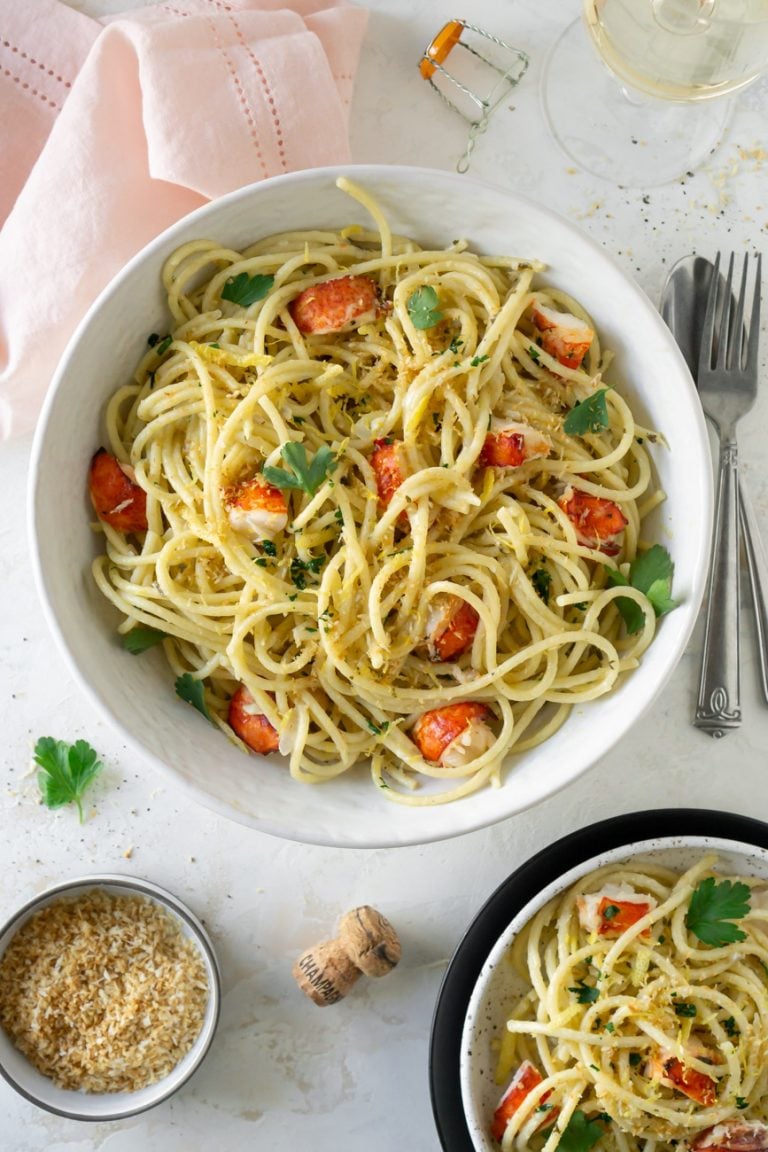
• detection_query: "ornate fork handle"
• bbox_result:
[694,436,741,737]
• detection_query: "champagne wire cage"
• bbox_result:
[419,19,529,171]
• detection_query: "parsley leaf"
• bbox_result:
[263,442,337,498]
[686,876,751,946]
[569,979,599,1004]
[147,332,173,355]
[366,719,391,736]
[564,389,610,436]
[532,567,551,603]
[644,578,677,617]
[407,285,443,330]
[448,336,464,354]
[604,544,677,635]
[121,627,166,654]
[558,1110,606,1152]
[175,673,212,722]
[630,546,676,608]
[470,354,489,367]
[221,272,274,307]
[673,1002,697,1017]
[290,554,326,590]
[34,737,104,823]
[604,573,639,634]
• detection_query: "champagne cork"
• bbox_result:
[292,905,401,1007]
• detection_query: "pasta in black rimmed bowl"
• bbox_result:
[30,165,711,846]
[447,810,768,1152]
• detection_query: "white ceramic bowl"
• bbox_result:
[0,875,221,1120]
[28,164,712,848]
[459,823,768,1152]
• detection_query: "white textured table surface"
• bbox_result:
[3,1,768,1149]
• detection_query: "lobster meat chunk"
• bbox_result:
[225,476,289,541]
[228,685,280,754]
[426,594,479,662]
[290,275,380,335]
[88,449,148,533]
[412,702,494,768]
[371,438,408,521]
[577,886,656,936]
[531,302,594,369]
[558,486,627,556]
[479,421,552,469]
[492,1060,557,1144]
[692,1123,768,1152]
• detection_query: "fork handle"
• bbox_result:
[740,478,768,705]
[694,436,741,737]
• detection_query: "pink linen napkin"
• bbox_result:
[0,0,368,439]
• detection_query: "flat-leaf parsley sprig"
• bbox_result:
[34,737,104,822]
[605,544,677,635]
[122,626,166,654]
[406,285,443,330]
[263,442,337,499]
[686,876,751,946]
[221,272,274,307]
[175,673,213,723]
[564,388,610,436]
[558,1110,607,1152]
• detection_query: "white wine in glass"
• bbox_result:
[585,0,768,101]
[542,0,768,187]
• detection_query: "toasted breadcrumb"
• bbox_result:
[0,890,209,1093]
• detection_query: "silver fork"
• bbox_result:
[694,252,762,737]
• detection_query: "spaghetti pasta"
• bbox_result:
[490,854,768,1152]
[90,177,670,805]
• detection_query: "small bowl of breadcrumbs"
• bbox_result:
[0,874,220,1119]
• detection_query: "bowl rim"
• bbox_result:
[27,164,714,847]
[429,807,768,1152]
[0,873,221,1121]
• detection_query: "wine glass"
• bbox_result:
[542,0,768,188]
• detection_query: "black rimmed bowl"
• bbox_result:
[0,874,221,1121]
[429,808,768,1151]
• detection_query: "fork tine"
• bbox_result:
[716,252,735,370]
[731,254,749,371]
[746,251,763,369]
[699,251,721,375]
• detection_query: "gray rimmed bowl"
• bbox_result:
[0,874,221,1120]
